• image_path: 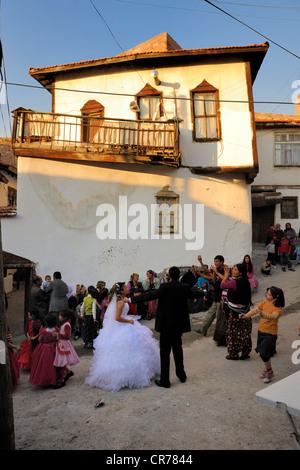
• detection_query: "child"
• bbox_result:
[53,308,80,388]
[278,236,295,272]
[294,243,300,266]
[80,285,98,348]
[29,314,58,387]
[261,258,273,276]
[42,275,51,290]
[7,329,20,390]
[17,309,42,370]
[239,286,285,383]
[266,239,276,265]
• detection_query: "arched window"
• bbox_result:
[81,100,104,142]
[136,83,163,120]
[155,185,179,234]
[190,80,221,142]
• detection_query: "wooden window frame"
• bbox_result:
[190,79,221,142]
[136,83,164,121]
[280,197,298,219]
[81,100,104,143]
[7,186,17,207]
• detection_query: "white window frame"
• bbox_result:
[274,133,300,166]
[155,186,179,234]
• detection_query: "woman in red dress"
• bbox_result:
[7,330,20,390]
[29,314,58,387]
[17,309,41,370]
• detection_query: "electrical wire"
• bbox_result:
[202,0,300,61]
[1,79,297,107]
[213,1,300,10]
[114,0,300,22]
[89,0,124,53]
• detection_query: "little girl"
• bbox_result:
[29,314,58,387]
[53,309,80,388]
[239,286,285,383]
[17,309,41,370]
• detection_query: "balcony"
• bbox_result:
[12,110,181,167]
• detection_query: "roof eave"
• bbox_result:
[29,42,269,90]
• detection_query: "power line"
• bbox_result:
[115,0,300,22]
[202,0,300,61]
[214,1,300,10]
[89,0,124,53]
[2,80,297,107]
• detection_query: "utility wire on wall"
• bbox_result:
[2,79,298,107]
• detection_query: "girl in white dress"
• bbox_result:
[85,283,160,393]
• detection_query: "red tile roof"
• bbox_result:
[255,112,300,124]
[29,32,269,76]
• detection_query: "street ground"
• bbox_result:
[6,245,300,451]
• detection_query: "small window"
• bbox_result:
[274,133,300,165]
[155,185,179,234]
[190,80,221,142]
[281,197,298,219]
[136,83,163,120]
[8,187,17,206]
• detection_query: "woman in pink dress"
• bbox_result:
[242,255,259,289]
[53,309,80,388]
[142,270,161,320]
[29,314,58,387]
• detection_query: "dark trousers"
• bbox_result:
[159,330,186,385]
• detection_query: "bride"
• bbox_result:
[85,282,160,393]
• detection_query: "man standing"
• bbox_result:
[45,271,68,322]
[194,255,225,336]
[30,276,50,325]
[131,266,203,388]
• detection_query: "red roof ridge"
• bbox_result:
[29,37,269,75]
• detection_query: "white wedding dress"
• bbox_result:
[85,296,160,393]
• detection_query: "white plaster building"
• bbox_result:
[253,106,300,243]
[2,33,268,287]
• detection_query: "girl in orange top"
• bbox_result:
[240,286,285,383]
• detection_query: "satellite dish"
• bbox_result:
[129,101,140,112]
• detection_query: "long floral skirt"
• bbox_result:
[226,312,252,358]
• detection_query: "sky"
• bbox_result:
[1,0,300,138]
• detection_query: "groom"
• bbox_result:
[130,266,204,388]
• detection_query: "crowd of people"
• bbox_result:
[7,241,292,392]
[265,222,299,272]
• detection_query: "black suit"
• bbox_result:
[131,280,203,386]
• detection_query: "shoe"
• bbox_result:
[65,371,74,382]
[194,329,206,336]
[282,267,286,272]
[226,355,239,360]
[154,379,170,388]
[239,354,250,360]
[54,381,66,389]
[178,375,187,383]
[263,369,274,383]
[289,268,295,272]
